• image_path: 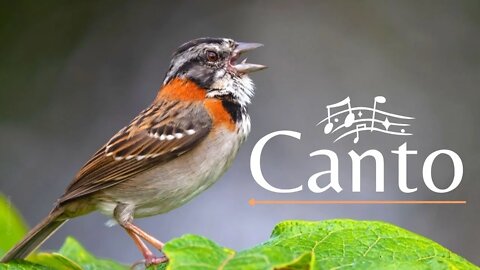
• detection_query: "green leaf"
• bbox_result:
[0,194,28,256]
[161,219,479,270]
[56,237,127,270]
[1,216,478,269]
[161,234,235,270]
[0,260,53,270]
[29,253,82,270]
[161,234,316,270]
[27,237,127,270]
[268,220,479,270]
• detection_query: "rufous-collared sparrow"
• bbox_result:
[1,37,266,266]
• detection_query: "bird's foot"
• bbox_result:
[145,255,168,266]
[130,255,168,269]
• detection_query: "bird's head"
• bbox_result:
[163,37,266,106]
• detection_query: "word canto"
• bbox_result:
[250,131,463,194]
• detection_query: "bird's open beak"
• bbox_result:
[232,42,267,74]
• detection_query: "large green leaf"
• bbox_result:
[161,219,479,270]
[0,196,477,270]
[0,194,28,256]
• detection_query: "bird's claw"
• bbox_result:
[130,255,168,270]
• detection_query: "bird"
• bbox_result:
[1,37,266,266]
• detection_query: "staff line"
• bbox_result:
[317,107,414,126]
[334,127,412,142]
[331,118,410,134]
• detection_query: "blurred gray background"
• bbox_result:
[1,0,479,265]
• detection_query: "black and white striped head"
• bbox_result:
[163,37,266,106]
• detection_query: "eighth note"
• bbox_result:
[370,96,386,131]
[324,97,355,134]
[353,123,367,144]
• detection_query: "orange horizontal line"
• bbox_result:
[248,198,466,206]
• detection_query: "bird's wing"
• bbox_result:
[58,100,212,204]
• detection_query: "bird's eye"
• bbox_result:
[206,50,219,62]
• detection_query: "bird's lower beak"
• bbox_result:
[232,42,267,74]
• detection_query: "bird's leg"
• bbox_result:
[124,222,165,250]
[114,204,166,266]
[125,229,166,267]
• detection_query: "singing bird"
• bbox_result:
[1,37,266,266]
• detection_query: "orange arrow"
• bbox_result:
[249,198,466,206]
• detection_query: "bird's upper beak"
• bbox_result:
[231,42,267,74]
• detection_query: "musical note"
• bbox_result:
[317,96,414,143]
[353,123,367,144]
[324,97,355,134]
[370,96,386,131]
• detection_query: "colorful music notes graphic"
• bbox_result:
[370,96,386,131]
[353,123,367,144]
[324,97,355,134]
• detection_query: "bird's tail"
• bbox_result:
[1,209,67,262]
